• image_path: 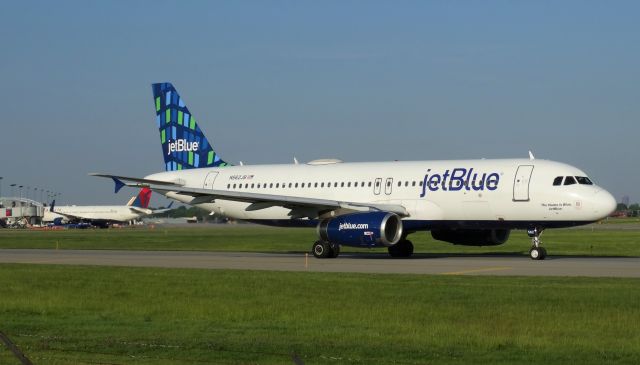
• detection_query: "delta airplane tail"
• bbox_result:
[129,187,152,208]
[152,82,231,171]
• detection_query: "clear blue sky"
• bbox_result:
[1,1,638,205]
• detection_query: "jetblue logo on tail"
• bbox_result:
[167,139,199,155]
[419,168,500,198]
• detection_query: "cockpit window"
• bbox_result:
[564,176,577,185]
[576,176,593,185]
[553,176,563,186]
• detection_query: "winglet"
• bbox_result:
[50,200,56,212]
[112,177,126,194]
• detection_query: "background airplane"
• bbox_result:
[93,83,616,259]
[43,188,172,227]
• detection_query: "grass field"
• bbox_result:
[0,222,639,257]
[0,264,638,365]
[1,222,638,363]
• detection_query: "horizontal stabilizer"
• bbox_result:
[112,177,126,194]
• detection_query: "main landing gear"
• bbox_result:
[312,240,340,258]
[388,239,414,258]
[527,228,547,260]
[311,239,415,259]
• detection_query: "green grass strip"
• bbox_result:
[0,264,638,364]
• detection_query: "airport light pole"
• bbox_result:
[0,176,3,198]
[18,186,23,200]
[10,184,16,197]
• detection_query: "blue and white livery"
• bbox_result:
[93,83,617,260]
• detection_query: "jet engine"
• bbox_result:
[317,212,403,247]
[431,228,510,246]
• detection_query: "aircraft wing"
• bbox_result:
[150,201,174,214]
[90,173,409,218]
[49,210,82,221]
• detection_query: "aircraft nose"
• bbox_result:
[594,188,617,218]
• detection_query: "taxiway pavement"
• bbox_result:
[1,249,639,277]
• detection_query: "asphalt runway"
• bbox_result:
[1,249,639,277]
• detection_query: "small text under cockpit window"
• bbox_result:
[576,176,593,185]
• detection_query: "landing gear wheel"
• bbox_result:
[527,228,547,260]
[312,240,331,258]
[539,247,547,260]
[388,240,414,258]
[329,243,340,258]
[529,247,543,260]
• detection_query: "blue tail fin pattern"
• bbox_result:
[152,82,231,171]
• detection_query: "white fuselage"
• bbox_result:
[43,205,144,223]
[145,158,616,229]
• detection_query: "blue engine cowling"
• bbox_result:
[317,212,403,248]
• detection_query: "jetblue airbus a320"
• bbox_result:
[93,83,617,260]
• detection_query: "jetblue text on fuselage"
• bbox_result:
[419,168,500,198]
[167,139,199,155]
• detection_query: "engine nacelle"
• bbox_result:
[431,229,510,246]
[318,212,403,248]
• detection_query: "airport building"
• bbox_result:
[0,197,45,228]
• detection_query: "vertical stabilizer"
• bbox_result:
[152,82,231,171]
[130,188,152,208]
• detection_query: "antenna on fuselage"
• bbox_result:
[528,151,535,161]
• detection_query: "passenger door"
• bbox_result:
[513,165,534,201]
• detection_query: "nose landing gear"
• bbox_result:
[527,228,547,260]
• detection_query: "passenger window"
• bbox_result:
[369,182,372,187]
[405,181,409,187]
[553,177,563,186]
[412,181,416,187]
[227,184,230,189]
[321,182,324,188]
[288,183,292,188]
[233,184,237,189]
[397,181,402,187]
[314,183,318,188]
[270,183,273,188]
[301,183,305,188]
[295,183,299,188]
[564,176,577,185]
[347,182,351,187]
[340,182,344,187]
[419,181,423,187]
